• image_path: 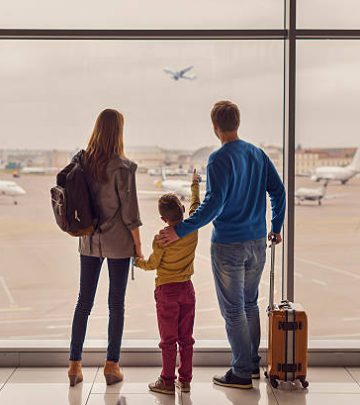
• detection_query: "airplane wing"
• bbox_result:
[311,173,336,181]
[323,193,350,200]
[182,75,197,81]
[137,190,163,196]
[163,68,176,76]
[180,66,194,75]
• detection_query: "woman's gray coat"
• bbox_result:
[79,155,142,259]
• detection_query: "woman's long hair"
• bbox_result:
[86,109,125,182]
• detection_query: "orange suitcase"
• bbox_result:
[264,240,309,389]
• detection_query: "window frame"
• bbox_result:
[1,0,360,362]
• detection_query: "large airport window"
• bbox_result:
[295,40,360,340]
[0,40,284,340]
[297,0,360,29]
[0,0,283,30]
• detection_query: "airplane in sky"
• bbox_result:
[295,181,329,205]
[163,66,196,81]
[0,180,26,204]
[311,147,360,184]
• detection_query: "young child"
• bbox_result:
[135,169,201,395]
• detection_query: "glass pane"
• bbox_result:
[298,0,360,29]
[296,41,360,340]
[0,40,284,340]
[0,0,283,29]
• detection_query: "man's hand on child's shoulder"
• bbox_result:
[158,226,180,247]
[154,234,163,249]
[192,168,201,185]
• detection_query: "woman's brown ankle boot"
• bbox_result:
[68,360,83,387]
[104,360,124,385]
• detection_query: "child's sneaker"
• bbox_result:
[175,379,191,392]
[148,377,175,395]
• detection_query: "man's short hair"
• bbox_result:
[211,100,240,132]
[158,193,183,222]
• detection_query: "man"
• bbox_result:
[159,100,286,389]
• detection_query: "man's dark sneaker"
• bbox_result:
[148,377,175,395]
[252,368,261,379]
[175,379,191,392]
[213,369,253,389]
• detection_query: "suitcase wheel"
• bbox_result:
[270,376,279,388]
[299,377,309,389]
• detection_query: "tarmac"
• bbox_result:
[0,172,359,341]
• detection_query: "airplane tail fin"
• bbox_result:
[161,167,167,181]
[348,148,360,172]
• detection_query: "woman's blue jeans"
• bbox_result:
[70,255,130,362]
[211,238,266,379]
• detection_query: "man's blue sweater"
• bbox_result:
[174,139,286,243]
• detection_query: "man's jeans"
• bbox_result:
[211,238,266,379]
[70,255,130,362]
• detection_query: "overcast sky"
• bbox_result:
[0,2,360,150]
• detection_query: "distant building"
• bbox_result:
[126,146,166,170]
[262,145,283,171]
[47,150,72,168]
[164,149,193,169]
[191,146,217,172]
[295,147,356,175]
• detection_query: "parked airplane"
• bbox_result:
[163,66,196,81]
[155,178,192,201]
[295,181,329,205]
[140,169,203,201]
[21,166,58,174]
[148,168,189,177]
[311,148,360,184]
[0,180,26,204]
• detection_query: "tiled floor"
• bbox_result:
[0,367,359,404]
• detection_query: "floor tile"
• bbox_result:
[0,368,15,390]
[182,381,278,405]
[347,368,360,385]
[87,392,181,405]
[306,367,358,383]
[0,367,99,405]
[275,393,360,405]
[92,367,161,394]
[272,368,360,405]
[8,367,98,384]
[273,367,360,394]
[1,366,359,405]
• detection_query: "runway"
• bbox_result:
[0,172,359,340]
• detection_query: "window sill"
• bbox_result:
[1,339,359,367]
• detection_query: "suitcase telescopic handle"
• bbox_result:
[268,235,277,312]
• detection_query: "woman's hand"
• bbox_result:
[131,227,144,258]
[135,243,144,259]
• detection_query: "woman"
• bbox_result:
[68,109,143,386]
